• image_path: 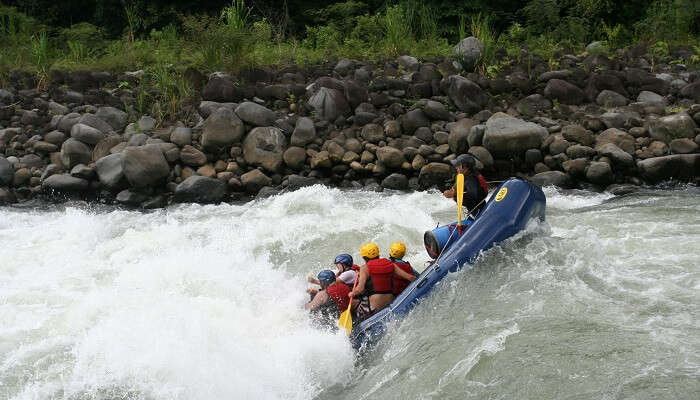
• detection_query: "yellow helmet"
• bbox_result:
[389,242,406,259]
[360,243,379,259]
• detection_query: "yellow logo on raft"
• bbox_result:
[495,187,508,202]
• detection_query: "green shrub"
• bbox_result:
[470,13,496,73]
[635,0,698,41]
[383,5,411,56]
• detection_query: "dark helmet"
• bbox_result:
[334,253,353,268]
[317,270,336,285]
[450,154,477,170]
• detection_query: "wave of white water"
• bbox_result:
[1,185,699,400]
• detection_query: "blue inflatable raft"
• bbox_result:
[350,178,546,349]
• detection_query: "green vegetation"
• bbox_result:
[0,0,698,81]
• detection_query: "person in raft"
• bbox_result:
[307,253,359,296]
[350,243,417,321]
[304,270,351,326]
[443,154,488,216]
[388,242,419,296]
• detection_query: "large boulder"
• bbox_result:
[201,107,245,152]
[180,145,207,167]
[78,113,113,135]
[290,117,316,146]
[596,128,635,154]
[544,79,585,105]
[418,162,451,188]
[71,123,105,145]
[202,77,243,102]
[516,94,552,117]
[42,174,89,193]
[235,101,276,127]
[670,138,699,154]
[174,175,227,203]
[283,147,306,170]
[441,75,487,114]
[95,106,128,131]
[647,113,697,143]
[376,147,405,169]
[242,127,287,172]
[637,154,700,183]
[307,87,350,121]
[360,124,385,143]
[585,161,614,185]
[679,82,700,102]
[482,115,548,156]
[122,144,170,188]
[0,156,13,186]
[61,138,92,168]
[423,100,450,121]
[448,118,476,154]
[92,135,123,161]
[597,143,634,168]
[530,171,574,188]
[453,37,483,72]
[170,127,192,146]
[596,90,628,107]
[95,153,126,190]
[382,173,408,190]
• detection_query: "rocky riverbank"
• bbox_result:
[1,42,700,207]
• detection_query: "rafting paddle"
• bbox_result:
[338,274,359,335]
[456,173,464,227]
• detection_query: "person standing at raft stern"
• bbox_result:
[443,154,488,216]
[350,243,416,319]
[389,242,418,296]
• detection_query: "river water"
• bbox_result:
[1,185,699,400]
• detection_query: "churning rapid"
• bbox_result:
[1,185,699,400]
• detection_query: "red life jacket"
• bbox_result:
[477,174,488,196]
[325,282,351,312]
[367,258,394,294]
[391,260,413,295]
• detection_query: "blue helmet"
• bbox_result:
[317,270,336,284]
[334,253,353,267]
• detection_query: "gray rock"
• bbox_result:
[95,153,126,190]
[566,144,596,159]
[198,101,236,118]
[170,127,192,146]
[235,101,276,127]
[79,113,113,134]
[0,157,13,186]
[670,138,698,154]
[285,174,318,191]
[48,101,69,115]
[468,124,486,147]
[128,133,149,147]
[468,146,494,168]
[307,87,350,121]
[679,82,700,102]
[637,154,700,183]
[483,115,548,156]
[122,144,170,188]
[544,79,585,105]
[241,169,272,193]
[242,127,287,172]
[42,174,89,192]
[516,94,552,117]
[334,59,355,75]
[586,161,614,185]
[596,128,635,154]
[137,115,156,132]
[596,90,628,107]
[96,106,128,131]
[202,77,243,103]
[71,123,105,145]
[606,184,638,196]
[70,164,95,180]
[401,109,430,135]
[647,113,697,143]
[382,173,408,190]
[19,154,43,169]
[561,125,594,146]
[116,189,149,206]
[453,37,483,71]
[92,135,123,161]
[283,147,306,170]
[61,138,92,168]
[201,107,245,151]
[418,162,451,188]
[423,101,450,121]
[44,130,67,145]
[180,145,207,167]
[448,118,476,154]
[441,75,487,114]
[33,141,58,153]
[174,176,227,203]
[376,147,405,169]
[398,56,419,70]
[0,187,16,204]
[586,41,605,53]
[525,149,543,166]
[0,89,15,105]
[290,117,316,146]
[530,171,574,188]
[360,124,385,143]
[600,112,626,129]
[636,91,666,105]
[597,143,634,167]
[57,113,81,133]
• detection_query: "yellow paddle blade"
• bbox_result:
[456,173,464,226]
[338,303,353,335]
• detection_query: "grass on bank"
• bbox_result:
[1,0,699,124]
